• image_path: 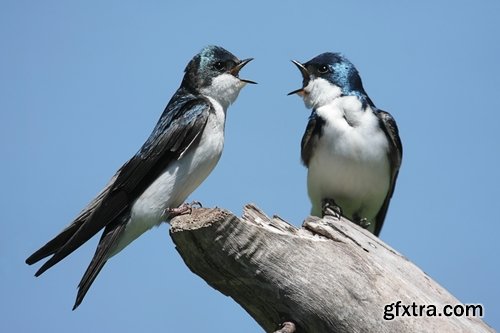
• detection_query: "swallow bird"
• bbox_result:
[289,52,402,236]
[26,45,255,309]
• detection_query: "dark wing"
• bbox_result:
[72,94,212,310]
[373,110,403,236]
[26,90,211,276]
[72,215,127,310]
[301,110,325,166]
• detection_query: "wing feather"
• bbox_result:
[27,90,211,277]
[301,110,325,166]
[373,110,403,236]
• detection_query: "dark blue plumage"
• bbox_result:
[26,45,254,309]
[290,52,402,236]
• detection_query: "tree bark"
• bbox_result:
[169,204,494,333]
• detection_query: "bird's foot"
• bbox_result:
[273,321,296,333]
[354,217,372,229]
[164,201,202,218]
[359,217,372,229]
[322,198,343,220]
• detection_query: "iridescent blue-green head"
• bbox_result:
[288,52,368,109]
[182,46,255,107]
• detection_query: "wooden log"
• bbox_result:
[169,204,493,333]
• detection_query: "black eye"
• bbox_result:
[213,61,225,71]
[317,65,329,74]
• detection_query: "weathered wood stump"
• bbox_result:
[170,204,493,333]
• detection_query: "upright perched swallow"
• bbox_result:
[289,53,402,236]
[26,45,255,309]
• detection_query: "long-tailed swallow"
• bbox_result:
[289,52,402,236]
[26,45,255,309]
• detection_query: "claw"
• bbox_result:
[322,198,343,220]
[358,217,371,229]
[189,200,203,209]
[163,201,203,219]
[352,213,371,229]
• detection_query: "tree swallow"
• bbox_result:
[289,52,402,236]
[26,45,255,309]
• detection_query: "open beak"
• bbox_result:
[287,60,310,96]
[231,58,257,84]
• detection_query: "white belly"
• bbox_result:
[307,99,390,223]
[110,102,225,256]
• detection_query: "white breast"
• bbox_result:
[107,71,249,257]
[110,97,226,256]
[307,96,390,224]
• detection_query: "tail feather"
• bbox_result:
[28,190,129,277]
[73,219,127,310]
[25,183,113,267]
[26,221,84,266]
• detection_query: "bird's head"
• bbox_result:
[288,52,365,109]
[183,45,255,108]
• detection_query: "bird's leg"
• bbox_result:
[358,218,371,229]
[273,321,296,333]
[322,198,343,220]
[164,201,202,218]
[352,213,371,229]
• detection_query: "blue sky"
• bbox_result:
[2,1,499,331]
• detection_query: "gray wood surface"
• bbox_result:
[170,204,494,333]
